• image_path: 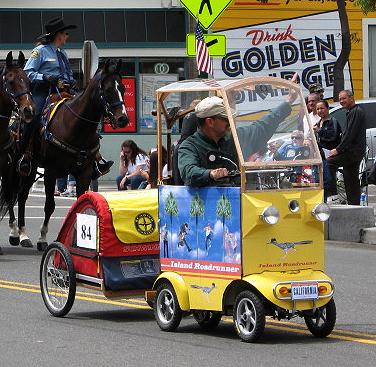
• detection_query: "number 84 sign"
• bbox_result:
[77,213,97,250]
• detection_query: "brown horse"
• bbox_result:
[0,51,35,254]
[2,59,128,250]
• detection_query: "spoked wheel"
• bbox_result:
[154,283,182,331]
[233,290,265,342]
[40,242,76,317]
[304,298,336,338]
[193,310,222,331]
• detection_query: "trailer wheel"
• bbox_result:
[233,290,265,342]
[304,298,336,338]
[40,242,76,317]
[193,311,222,331]
[154,283,182,331]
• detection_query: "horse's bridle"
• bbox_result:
[1,71,32,114]
[98,72,126,129]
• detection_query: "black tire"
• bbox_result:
[233,290,265,342]
[40,242,76,317]
[154,282,182,331]
[304,298,336,338]
[193,310,222,331]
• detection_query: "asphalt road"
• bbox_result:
[0,192,375,367]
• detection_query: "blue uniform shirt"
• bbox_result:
[24,44,74,83]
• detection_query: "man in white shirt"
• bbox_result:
[303,93,321,128]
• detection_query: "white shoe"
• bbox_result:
[327,195,340,204]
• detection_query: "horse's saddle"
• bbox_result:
[43,92,73,123]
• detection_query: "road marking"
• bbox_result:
[2,216,66,219]
[14,206,72,209]
[1,279,376,345]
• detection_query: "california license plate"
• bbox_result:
[291,282,318,300]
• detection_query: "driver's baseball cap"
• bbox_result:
[195,96,236,119]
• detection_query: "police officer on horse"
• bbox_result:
[19,17,113,176]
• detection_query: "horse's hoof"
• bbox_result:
[9,236,20,246]
[37,242,48,252]
[20,239,33,248]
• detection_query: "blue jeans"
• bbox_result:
[116,175,145,190]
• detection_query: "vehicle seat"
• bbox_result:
[172,112,198,185]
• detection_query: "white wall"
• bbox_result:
[0,0,181,9]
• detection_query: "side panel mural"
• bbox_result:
[159,186,242,278]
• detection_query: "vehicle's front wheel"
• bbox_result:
[193,310,221,331]
[233,290,265,342]
[304,298,336,338]
[154,283,182,331]
[40,242,76,317]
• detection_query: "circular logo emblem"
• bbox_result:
[154,62,169,74]
[134,213,156,235]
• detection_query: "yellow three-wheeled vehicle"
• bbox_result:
[151,76,335,342]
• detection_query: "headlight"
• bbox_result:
[288,200,300,213]
[312,203,331,222]
[260,206,280,225]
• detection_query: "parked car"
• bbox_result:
[329,99,376,169]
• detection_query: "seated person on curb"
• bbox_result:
[178,79,298,187]
[117,140,149,190]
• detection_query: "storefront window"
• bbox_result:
[138,59,185,133]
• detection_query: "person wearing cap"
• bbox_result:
[178,89,297,187]
[19,17,113,177]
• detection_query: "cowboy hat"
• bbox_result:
[37,17,77,40]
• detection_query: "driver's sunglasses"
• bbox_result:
[292,136,303,140]
[215,115,229,123]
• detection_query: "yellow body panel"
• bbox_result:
[101,190,159,244]
[242,190,324,275]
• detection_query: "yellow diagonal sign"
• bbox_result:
[180,0,233,30]
[186,34,226,57]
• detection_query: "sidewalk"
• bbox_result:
[96,180,118,192]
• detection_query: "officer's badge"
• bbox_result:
[31,50,39,58]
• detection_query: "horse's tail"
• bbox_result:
[0,160,20,219]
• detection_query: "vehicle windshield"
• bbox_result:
[224,78,322,191]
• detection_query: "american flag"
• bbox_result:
[195,23,213,76]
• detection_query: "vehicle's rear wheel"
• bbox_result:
[40,242,76,317]
[304,298,336,338]
[154,283,182,331]
[233,290,265,342]
[193,310,222,331]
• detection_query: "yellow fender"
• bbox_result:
[153,272,190,311]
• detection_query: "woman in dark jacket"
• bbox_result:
[315,100,342,150]
[315,100,342,199]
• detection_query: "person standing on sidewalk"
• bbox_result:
[326,90,366,205]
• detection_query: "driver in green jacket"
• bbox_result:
[178,89,297,187]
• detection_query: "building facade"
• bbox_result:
[213,0,376,100]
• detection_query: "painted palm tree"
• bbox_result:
[164,191,179,257]
[216,193,232,260]
[190,193,205,258]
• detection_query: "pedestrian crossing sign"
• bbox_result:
[180,0,233,29]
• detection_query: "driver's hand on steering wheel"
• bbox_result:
[210,168,229,180]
